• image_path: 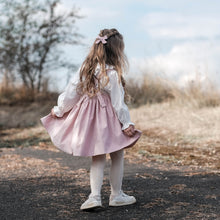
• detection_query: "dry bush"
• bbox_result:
[0,84,34,105]
[1,70,220,108]
[0,81,58,105]
[127,72,220,108]
[126,74,174,107]
[172,79,220,108]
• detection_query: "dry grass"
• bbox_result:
[127,72,220,108]
[1,72,220,171]
[0,82,57,105]
[131,102,220,141]
[0,126,50,148]
[126,74,174,107]
[129,102,220,170]
[1,70,220,108]
[171,79,220,108]
[1,101,219,171]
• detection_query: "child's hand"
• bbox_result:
[51,108,58,118]
[123,124,135,137]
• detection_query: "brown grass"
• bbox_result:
[171,79,220,108]
[1,70,220,108]
[1,100,219,171]
[1,71,220,171]
[0,83,58,105]
[129,102,220,170]
[127,72,220,108]
[126,74,174,107]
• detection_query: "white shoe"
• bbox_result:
[80,195,102,210]
[109,191,136,206]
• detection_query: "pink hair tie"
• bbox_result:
[95,35,108,44]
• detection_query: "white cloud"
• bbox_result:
[50,0,220,91]
[136,0,220,14]
[63,0,122,20]
[140,12,220,39]
[130,41,220,86]
[80,7,120,19]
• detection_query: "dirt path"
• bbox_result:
[0,145,219,220]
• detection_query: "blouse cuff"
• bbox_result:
[53,106,64,117]
[122,122,135,130]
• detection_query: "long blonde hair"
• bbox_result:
[76,28,130,102]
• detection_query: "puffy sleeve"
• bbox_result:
[53,68,81,117]
[104,70,135,130]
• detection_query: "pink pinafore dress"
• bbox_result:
[41,69,142,157]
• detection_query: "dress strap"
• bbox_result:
[97,92,107,108]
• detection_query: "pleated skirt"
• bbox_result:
[40,91,141,157]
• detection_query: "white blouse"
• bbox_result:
[53,64,134,130]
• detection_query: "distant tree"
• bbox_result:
[0,0,82,94]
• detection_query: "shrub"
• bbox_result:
[126,73,220,108]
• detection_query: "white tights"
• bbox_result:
[90,149,124,197]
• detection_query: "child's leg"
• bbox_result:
[80,154,106,210]
[109,149,124,196]
[109,149,136,206]
[90,154,106,197]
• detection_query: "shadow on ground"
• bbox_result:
[0,168,219,220]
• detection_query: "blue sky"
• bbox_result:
[54,0,220,90]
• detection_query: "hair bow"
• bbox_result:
[95,35,108,44]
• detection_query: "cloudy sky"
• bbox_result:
[55,0,220,90]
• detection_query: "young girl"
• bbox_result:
[41,28,142,210]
